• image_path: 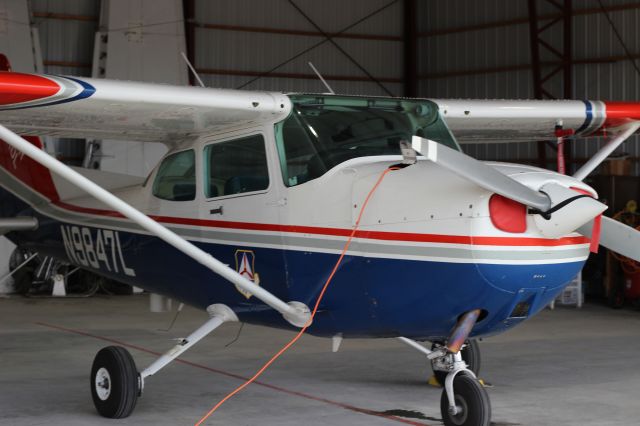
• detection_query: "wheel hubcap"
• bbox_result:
[449,395,468,425]
[95,367,111,401]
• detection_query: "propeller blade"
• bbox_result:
[413,136,551,211]
[579,216,640,262]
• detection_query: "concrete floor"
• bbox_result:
[1,295,640,426]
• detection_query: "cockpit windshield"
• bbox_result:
[274,94,460,187]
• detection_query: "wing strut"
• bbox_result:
[0,125,311,328]
[573,122,640,181]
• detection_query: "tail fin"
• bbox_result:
[0,134,60,203]
[0,53,59,203]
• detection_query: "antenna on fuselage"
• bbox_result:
[308,61,335,94]
[180,51,206,88]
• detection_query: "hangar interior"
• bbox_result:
[1,1,640,425]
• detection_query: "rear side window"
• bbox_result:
[152,150,196,201]
[204,134,269,198]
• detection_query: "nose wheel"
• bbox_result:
[90,346,140,418]
[440,374,491,426]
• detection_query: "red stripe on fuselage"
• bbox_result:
[54,199,589,247]
[0,72,60,105]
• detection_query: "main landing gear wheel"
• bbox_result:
[90,346,140,418]
[432,339,481,385]
[440,374,491,426]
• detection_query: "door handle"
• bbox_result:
[210,206,223,215]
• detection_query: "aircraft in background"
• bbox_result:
[0,63,639,426]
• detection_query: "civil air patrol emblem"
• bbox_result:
[235,249,260,299]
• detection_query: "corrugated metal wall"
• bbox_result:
[193,0,404,96]
[30,0,99,164]
[418,0,640,175]
[31,0,97,76]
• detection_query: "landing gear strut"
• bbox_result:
[89,304,237,418]
[437,350,490,426]
[432,339,481,386]
[397,309,490,426]
[440,372,490,426]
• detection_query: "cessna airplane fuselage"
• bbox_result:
[0,87,595,340]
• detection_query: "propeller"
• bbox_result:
[414,124,640,263]
[414,137,551,212]
[413,136,607,236]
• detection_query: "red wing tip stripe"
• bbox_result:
[0,72,60,105]
[54,200,589,247]
[604,101,640,120]
[599,101,640,130]
[0,72,95,110]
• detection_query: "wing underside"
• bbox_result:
[0,72,291,144]
[431,98,640,143]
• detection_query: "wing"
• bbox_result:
[0,72,291,144]
[431,99,640,143]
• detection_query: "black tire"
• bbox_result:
[12,265,35,295]
[440,374,491,426]
[66,269,103,295]
[432,340,481,386]
[90,346,139,418]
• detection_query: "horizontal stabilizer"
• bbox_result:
[0,217,38,235]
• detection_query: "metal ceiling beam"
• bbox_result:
[32,12,97,22]
[418,52,640,79]
[286,0,395,96]
[197,68,401,83]
[418,1,640,38]
[197,23,402,42]
[403,0,418,97]
[183,0,196,87]
[235,0,398,90]
[528,0,573,172]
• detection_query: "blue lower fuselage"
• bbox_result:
[0,186,584,341]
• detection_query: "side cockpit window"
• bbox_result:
[152,150,196,201]
[204,134,269,198]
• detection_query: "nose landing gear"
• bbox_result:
[397,309,490,426]
[431,339,481,386]
[438,350,490,426]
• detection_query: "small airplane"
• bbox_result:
[1,57,639,426]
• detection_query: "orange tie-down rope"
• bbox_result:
[195,166,398,426]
